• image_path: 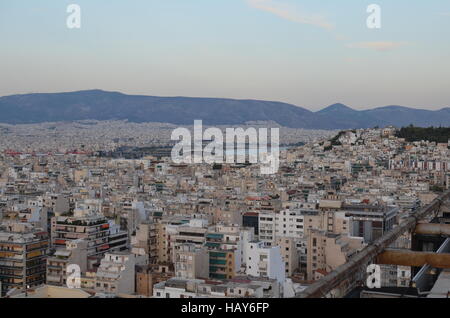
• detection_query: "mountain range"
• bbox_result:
[0,90,449,130]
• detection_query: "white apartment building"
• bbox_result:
[245,241,286,283]
[274,209,305,239]
[258,212,275,245]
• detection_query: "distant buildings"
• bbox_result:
[0,126,448,298]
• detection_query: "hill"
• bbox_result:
[0,90,448,129]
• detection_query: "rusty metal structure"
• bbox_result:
[377,248,450,268]
[296,189,450,298]
[415,223,450,236]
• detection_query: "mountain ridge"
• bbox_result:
[0,90,448,129]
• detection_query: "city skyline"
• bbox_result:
[1,0,450,110]
[1,0,450,303]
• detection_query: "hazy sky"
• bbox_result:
[1,0,450,111]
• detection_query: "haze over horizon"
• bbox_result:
[1,89,449,113]
[1,0,450,111]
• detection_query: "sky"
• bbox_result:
[1,0,450,111]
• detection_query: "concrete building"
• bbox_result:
[0,223,49,296]
[306,229,364,280]
[94,252,136,295]
[131,221,157,264]
[173,243,209,279]
[51,209,127,257]
[245,241,285,283]
[135,263,174,297]
[275,237,299,277]
[153,276,280,298]
[46,239,88,287]
[343,204,398,243]
[209,249,236,280]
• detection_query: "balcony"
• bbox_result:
[258,262,267,270]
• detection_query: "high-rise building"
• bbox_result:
[0,223,49,296]
[51,209,127,257]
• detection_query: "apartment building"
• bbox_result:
[46,239,88,287]
[131,221,157,264]
[170,219,209,261]
[153,276,280,298]
[43,193,70,216]
[343,204,398,243]
[173,243,209,279]
[274,209,305,239]
[258,212,275,245]
[275,237,299,277]
[135,263,174,297]
[259,208,324,243]
[245,241,285,283]
[51,209,127,257]
[306,229,364,280]
[0,223,49,296]
[209,249,235,280]
[204,224,248,274]
[94,252,136,295]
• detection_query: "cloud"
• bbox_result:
[346,41,407,52]
[246,0,334,30]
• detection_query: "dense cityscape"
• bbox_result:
[2,1,450,309]
[0,125,449,298]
